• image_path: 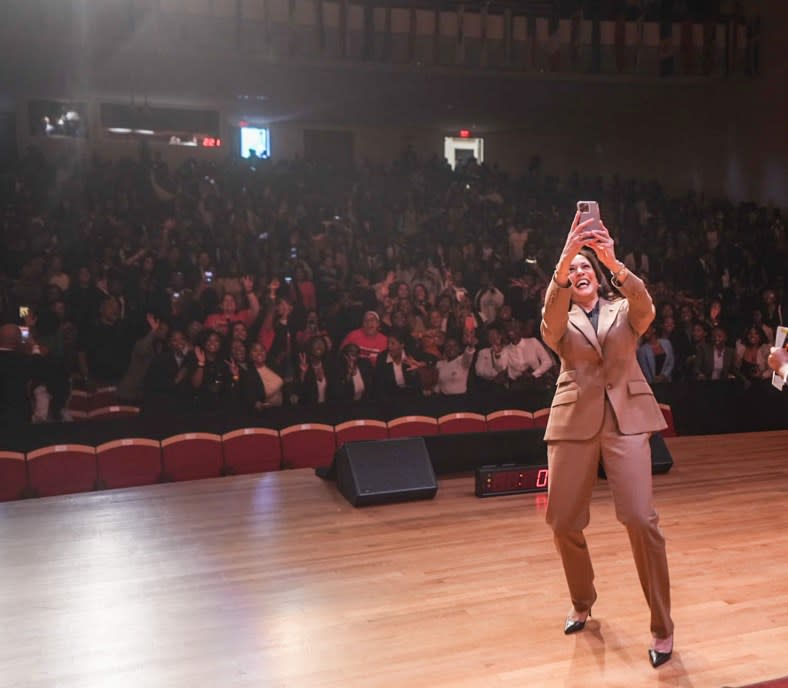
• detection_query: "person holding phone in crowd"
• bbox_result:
[540,206,674,669]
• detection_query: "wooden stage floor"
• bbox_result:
[2,430,787,688]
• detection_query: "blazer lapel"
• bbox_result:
[596,298,624,348]
[568,305,603,358]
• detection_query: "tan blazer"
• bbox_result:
[540,273,667,441]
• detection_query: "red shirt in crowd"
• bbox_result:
[340,329,388,365]
[204,309,254,335]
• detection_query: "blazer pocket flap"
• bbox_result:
[556,369,577,385]
[552,388,578,406]
[627,379,653,396]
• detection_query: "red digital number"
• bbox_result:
[536,468,549,488]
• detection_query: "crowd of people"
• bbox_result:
[0,143,786,426]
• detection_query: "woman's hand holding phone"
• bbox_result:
[555,212,597,285]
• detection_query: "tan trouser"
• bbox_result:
[546,400,674,639]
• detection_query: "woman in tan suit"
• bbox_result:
[540,211,674,668]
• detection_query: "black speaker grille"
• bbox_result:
[336,437,438,507]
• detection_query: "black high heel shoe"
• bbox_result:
[563,609,591,635]
[648,637,673,668]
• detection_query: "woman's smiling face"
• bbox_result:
[568,253,599,304]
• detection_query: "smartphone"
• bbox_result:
[204,270,214,284]
[19,305,30,320]
[577,201,601,232]
[20,326,30,342]
[284,276,293,284]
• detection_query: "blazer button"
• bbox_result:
[606,383,613,390]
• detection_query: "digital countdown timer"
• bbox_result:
[475,464,549,497]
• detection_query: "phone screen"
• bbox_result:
[20,326,30,342]
[19,306,30,320]
[577,201,601,231]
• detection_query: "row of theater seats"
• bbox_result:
[1,405,675,503]
[66,387,140,420]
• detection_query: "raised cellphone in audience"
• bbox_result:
[577,200,602,233]
[284,276,293,284]
[204,270,213,284]
[20,326,30,342]
[19,305,30,319]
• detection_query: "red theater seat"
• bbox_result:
[88,405,141,420]
[96,438,162,489]
[222,428,282,475]
[26,444,97,497]
[387,415,439,439]
[438,412,487,434]
[532,408,550,429]
[90,386,119,411]
[334,419,389,447]
[161,433,223,482]
[280,424,336,469]
[65,389,91,420]
[485,409,534,431]
[659,403,677,437]
[0,451,28,502]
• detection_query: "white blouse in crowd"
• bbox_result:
[316,374,327,404]
[256,365,284,406]
[351,368,365,400]
[475,347,510,381]
[506,337,554,380]
[734,341,772,379]
[711,348,725,380]
[435,348,475,395]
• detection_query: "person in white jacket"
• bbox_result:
[504,320,554,385]
[474,325,510,389]
[434,332,477,395]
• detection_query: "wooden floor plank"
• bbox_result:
[1,430,787,688]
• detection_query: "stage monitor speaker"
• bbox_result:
[649,432,674,474]
[598,431,674,479]
[335,437,438,507]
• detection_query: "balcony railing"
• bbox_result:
[152,0,759,78]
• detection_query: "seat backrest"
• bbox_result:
[280,423,336,469]
[334,419,389,446]
[532,408,551,428]
[437,412,487,434]
[95,438,162,488]
[658,403,677,437]
[485,409,534,431]
[221,428,282,474]
[387,415,439,438]
[26,444,97,497]
[88,405,140,419]
[160,433,224,481]
[0,451,27,502]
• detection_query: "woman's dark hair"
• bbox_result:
[306,335,328,358]
[740,325,767,347]
[196,328,222,347]
[578,248,621,301]
[342,343,360,357]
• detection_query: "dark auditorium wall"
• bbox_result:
[3,0,786,207]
